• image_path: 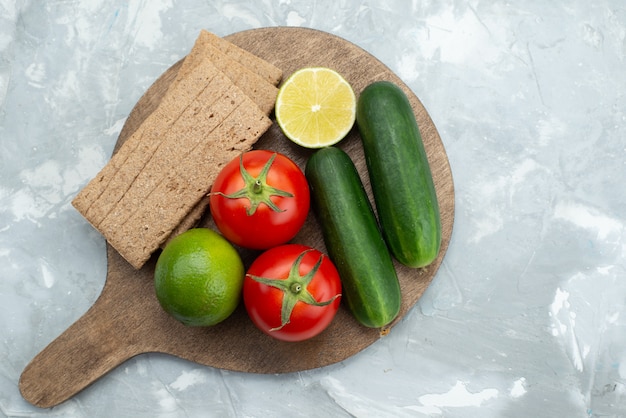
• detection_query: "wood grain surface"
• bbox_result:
[19,27,454,408]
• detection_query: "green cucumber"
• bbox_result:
[356,81,441,268]
[305,147,401,328]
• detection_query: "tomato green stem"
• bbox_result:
[253,179,263,194]
[212,153,294,216]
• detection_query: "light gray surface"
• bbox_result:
[1,1,625,417]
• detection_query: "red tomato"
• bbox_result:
[209,150,310,250]
[244,244,342,342]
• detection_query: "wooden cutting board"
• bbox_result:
[19,27,454,408]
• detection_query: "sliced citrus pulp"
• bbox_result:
[275,67,356,148]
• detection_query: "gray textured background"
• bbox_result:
[1,1,625,417]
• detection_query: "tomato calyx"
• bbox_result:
[212,153,294,216]
[246,249,341,331]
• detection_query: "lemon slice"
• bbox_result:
[275,67,356,148]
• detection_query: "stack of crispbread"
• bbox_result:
[72,30,282,269]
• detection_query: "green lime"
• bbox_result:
[154,228,244,326]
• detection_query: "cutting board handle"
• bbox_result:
[19,247,148,408]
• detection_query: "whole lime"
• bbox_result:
[154,228,244,326]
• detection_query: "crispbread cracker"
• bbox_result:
[93,62,235,231]
[160,30,284,245]
[72,60,221,224]
[73,56,271,268]
[200,30,282,86]
[103,89,270,268]
[165,200,206,246]
[173,30,279,115]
